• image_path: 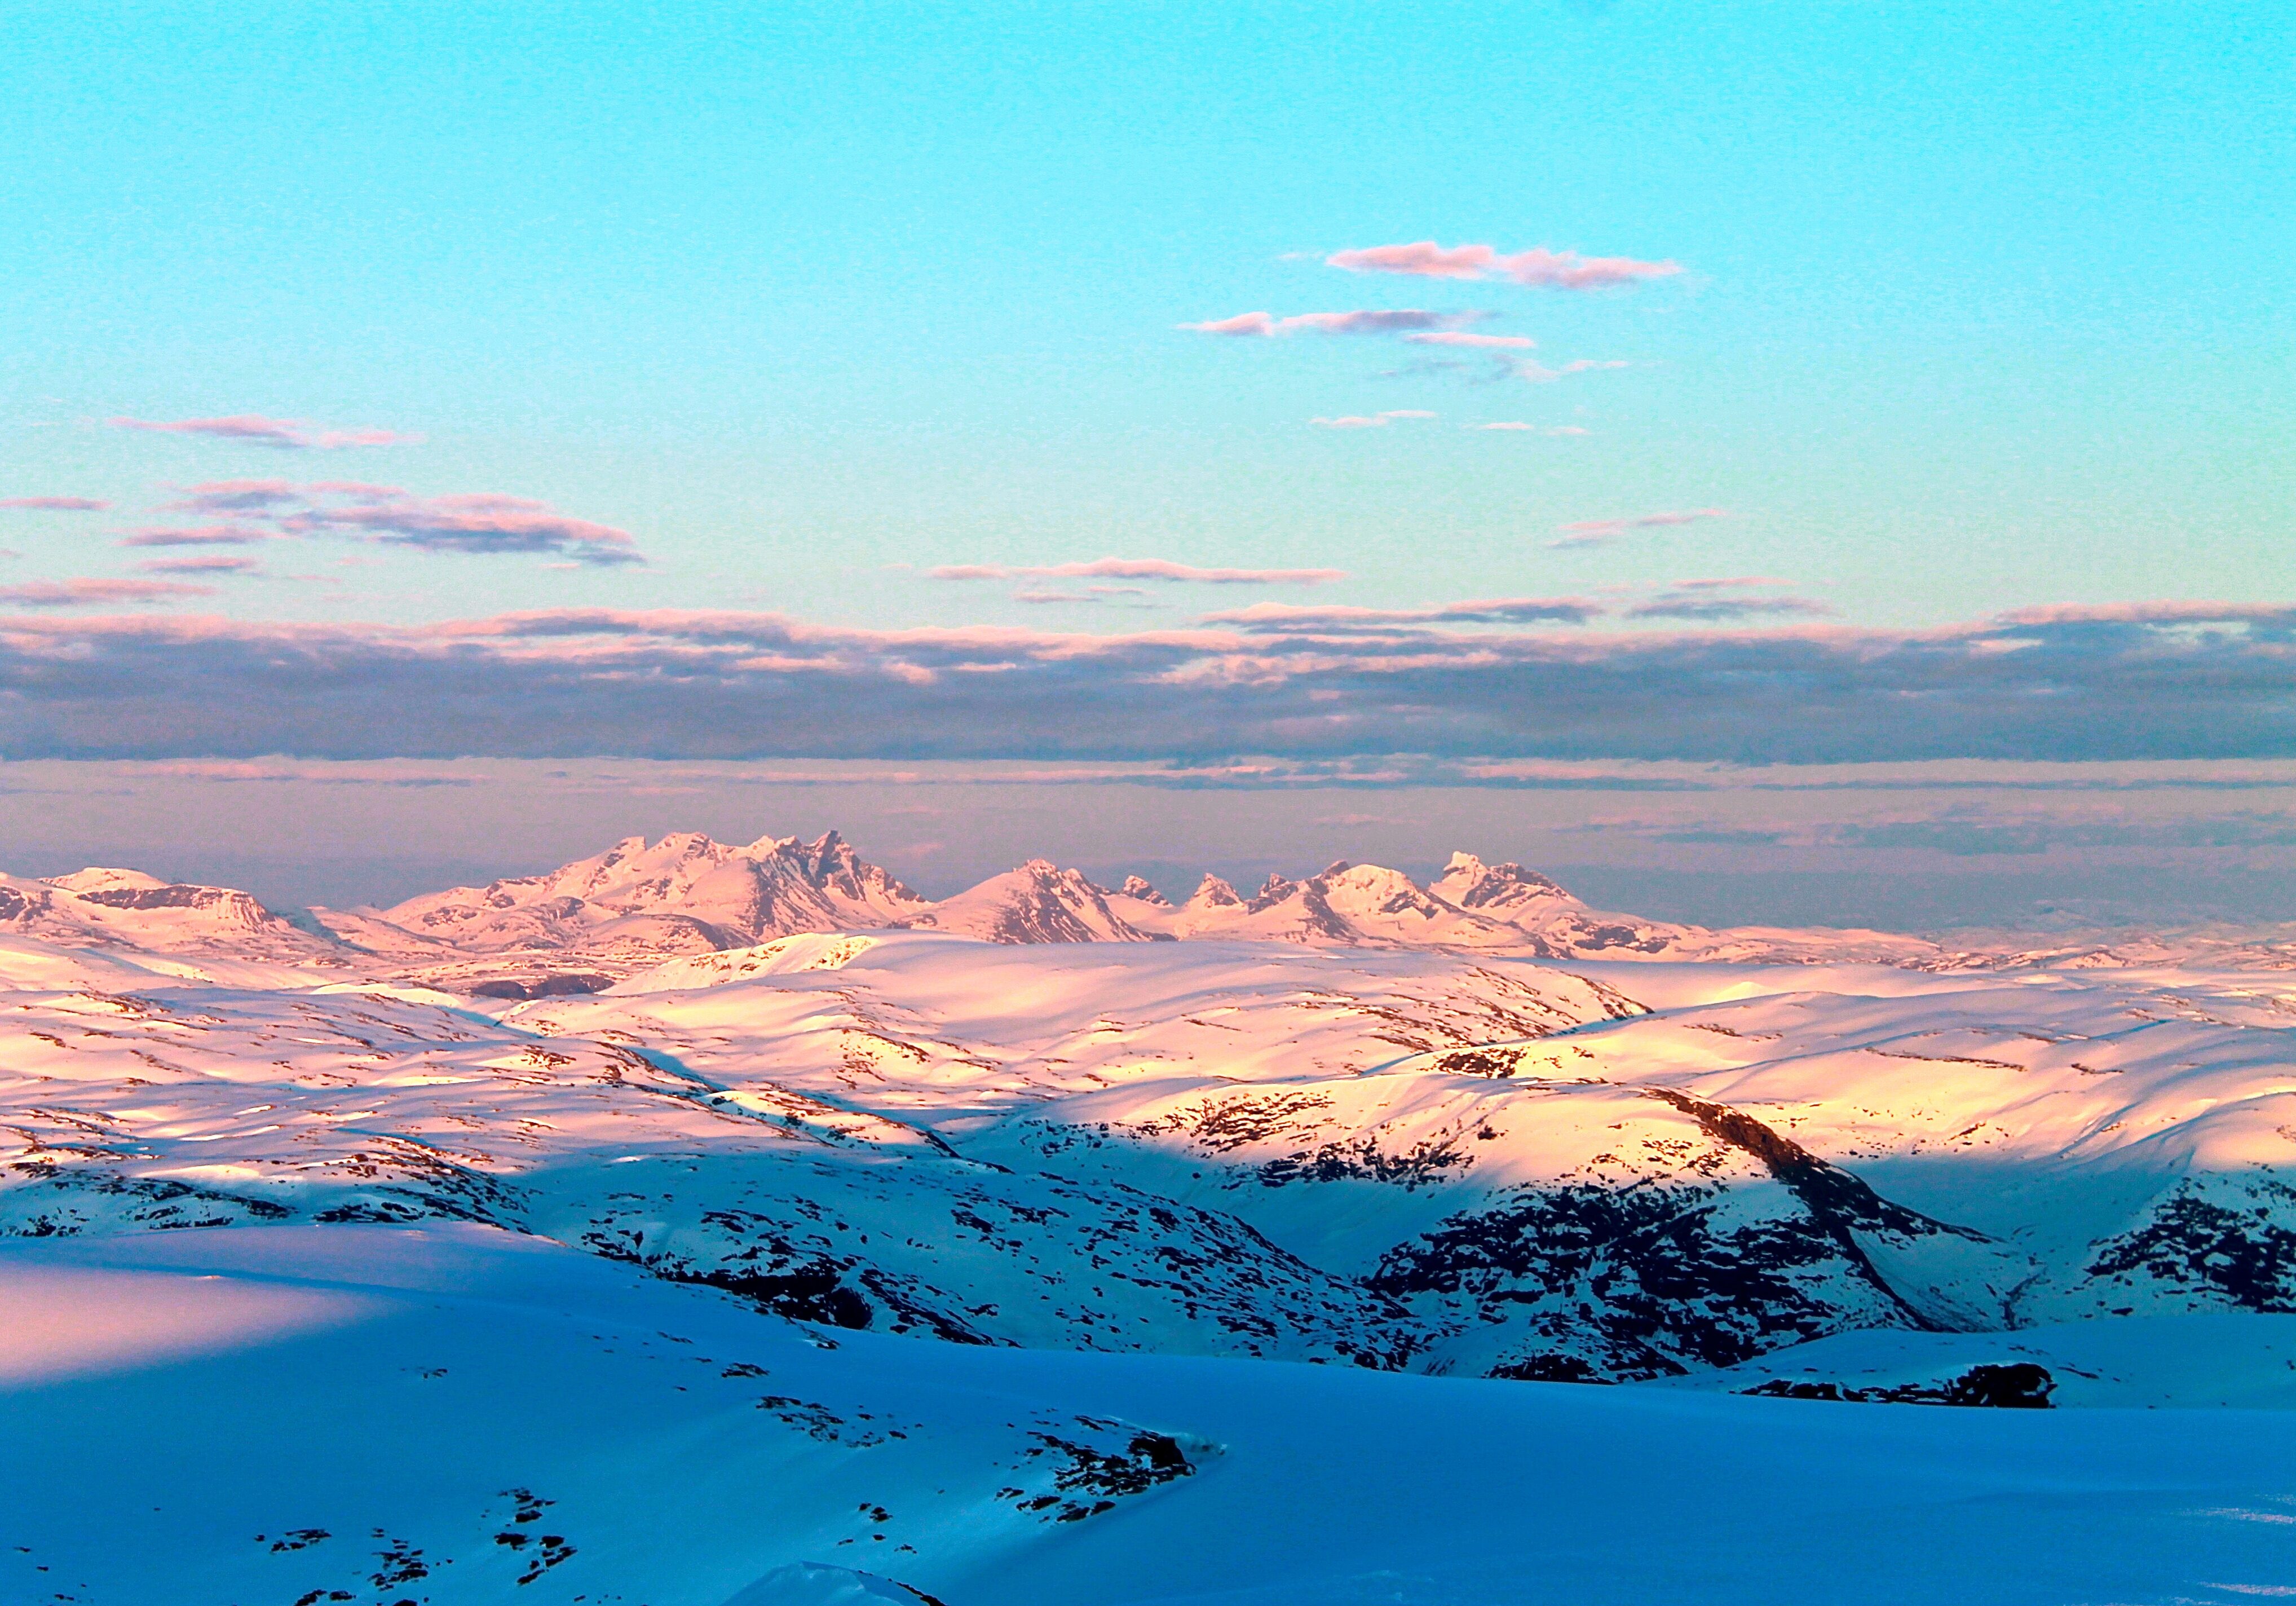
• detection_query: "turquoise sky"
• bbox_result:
[3,1,2289,631]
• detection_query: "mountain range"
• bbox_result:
[9,829,2290,993]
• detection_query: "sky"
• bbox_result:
[0,2,2290,925]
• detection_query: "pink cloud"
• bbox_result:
[1327,241,1684,290]
[930,558,1347,585]
[1310,410,1436,429]
[164,480,305,513]
[0,577,214,608]
[118,524,276,548]
[282,493,643,566]
[135,554,263,576]
[0,496,109,511]
[1180,309,1474,337]
[132,483,641,566]
[1325,242,1500,280]
[1549,508,1730,548]
[1180,311,1281,336]
[1498,248,1683,290]
[108,416,418,450]
[1402,332,1535,349]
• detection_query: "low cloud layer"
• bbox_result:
[0,603,2288,764]
[0,497,109,511]
[109,416,416,450]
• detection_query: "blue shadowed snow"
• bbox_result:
[3,1225,2293,1606]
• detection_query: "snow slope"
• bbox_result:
[8,844,2296,1602]
[6,1224,2296,1606]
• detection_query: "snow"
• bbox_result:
[6,835,2296,1601]
[6,1225,2296,1604]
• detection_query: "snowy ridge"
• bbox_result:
[290,830,2296,975]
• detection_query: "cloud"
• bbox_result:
[1821,812,2296,857]
[1403,332,1535,349]
[137,483,641,566]
[1309,410,1437,429]
[0,577,214,608]
[1514,358,1633,383]
[0,497,109,511]
[930,558,1347,584]
[1549,508,1730,548]
[1180,309,1477,337]
[108,416,418,450]
[1626,580,1835,621]
[1200,598,1605,628]
[0,603,2290,764]
[162,480,308,514]
[135,554,263,576]
[281,490,642,566]
[1327,241,1684,289]
[1477,423,1590,435]
[117,524,276,548]
[1011,584,1163,606]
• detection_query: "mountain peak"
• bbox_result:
[1432,853,1575,910]
[43,867,172,894]
[1185,874,1242,910]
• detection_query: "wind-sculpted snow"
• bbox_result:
[7,916,2296,1397]
[10,888,2296,1602]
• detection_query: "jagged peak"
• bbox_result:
[1119,875,1171,907]
[1248,873,1298,914]
[1186,874,1242,909]
[1433,851,1573,902]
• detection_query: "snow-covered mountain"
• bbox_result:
[297,830,1958,977]
[0,867,345,973]
[80,828,2227,979]
[6,919,2295,1380]
[7,834,2296,1601]
[355,829,929,958]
